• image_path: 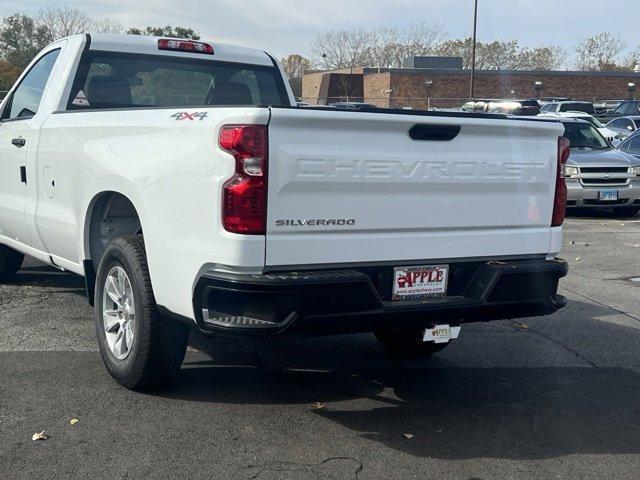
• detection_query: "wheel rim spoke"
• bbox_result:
[106,276,123,305]
[102,266,135,360]
[103,310,120,332]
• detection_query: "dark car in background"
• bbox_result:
[598,101,640,123]
[540,101,596,115]
[461,99,540,116]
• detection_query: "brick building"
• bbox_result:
[301,64,640,109]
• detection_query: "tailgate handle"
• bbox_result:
[409,124,460,141]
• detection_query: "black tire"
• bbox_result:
[612,207,640,217]
[95,235,189,390]
[0,245,24,282]
[375,328,451,357]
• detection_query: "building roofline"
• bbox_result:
[359,67,640,78]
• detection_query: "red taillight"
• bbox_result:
[157,39,214,55]
[552,136,570,227]
[220,125,267,234]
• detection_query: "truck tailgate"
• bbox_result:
[265,108,564,267]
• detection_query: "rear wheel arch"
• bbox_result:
[83,192,144,305]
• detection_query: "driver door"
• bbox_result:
[0,48,60,247]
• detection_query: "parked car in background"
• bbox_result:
[539,97,571,104]
[550,119,640,216]
[594,100,624,115]
[617,131,640,160]
[605,116,640,143]
[599,101,640,123]
[538,111,618,143]
[327,101,378,110]
[540,101,596,115]
[461,99,540,116]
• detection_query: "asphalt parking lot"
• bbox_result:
[1,212,640,480]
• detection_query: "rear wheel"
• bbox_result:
[374,328,451,357]
[0,245,24,282]
[95,235,189,390]
[612,206,640,217]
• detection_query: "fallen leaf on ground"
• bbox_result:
[403,433,414,439]
[575,257,581,261]
[520,323,529,330]
[569,240,575,245]
[32,431,48,441]
[312,402,326,411]
[69,418,78,426]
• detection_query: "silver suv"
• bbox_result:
[561,120,640,216]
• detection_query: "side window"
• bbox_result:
[609,119,623,128]
[626,137,640,154]
[2,49,60,120]
[540,104,554,112]
[614,103,627,115]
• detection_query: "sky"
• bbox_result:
[3,0,640,61]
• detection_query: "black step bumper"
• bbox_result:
[192,258,568,336]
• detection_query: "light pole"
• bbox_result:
[534,81,543,99]
[469,0,479,100]
[628,82,637,100]
[425,80,433,109]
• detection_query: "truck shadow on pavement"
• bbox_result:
[166,362,640,460]
[12,264,87,297]
[165,298,640,461]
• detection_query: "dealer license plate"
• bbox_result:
[598,190,618,201]
[392,265,448,301]
[423,325,462,343]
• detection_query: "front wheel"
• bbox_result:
[374,328,451,357]
[95,235,189,390]
[0,245,24,282]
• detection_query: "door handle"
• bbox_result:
[12,137,26,148]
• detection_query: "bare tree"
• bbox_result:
[575,32,625,71]
[312,23,446,70]
[311,28,374,70]
[434,38,565,71]
[36,6,120,42]
[624,47,640,71]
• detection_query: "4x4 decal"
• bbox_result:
[171,111,208,121]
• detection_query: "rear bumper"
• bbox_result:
[192,258,568,336]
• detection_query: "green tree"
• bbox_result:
[0,14,50,69]
[126,26,200,40]
[0,59,22,91]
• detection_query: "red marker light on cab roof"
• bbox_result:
[157,39,214,55]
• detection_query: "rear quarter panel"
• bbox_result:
[36,107,270,319]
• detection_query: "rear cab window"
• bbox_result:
[66,51,289,110]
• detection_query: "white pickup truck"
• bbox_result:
[0,34,568,390]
